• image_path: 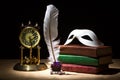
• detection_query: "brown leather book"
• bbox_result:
[58,44,112,58]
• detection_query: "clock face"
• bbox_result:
[19,26,40,48]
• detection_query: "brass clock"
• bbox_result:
[19,26,40,48]
[14,22,47,71]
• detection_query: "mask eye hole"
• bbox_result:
[82,35,93,41]
[68,35,74,39]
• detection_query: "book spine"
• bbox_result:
[99,56,112,65]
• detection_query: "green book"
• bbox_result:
[58,54,112,66]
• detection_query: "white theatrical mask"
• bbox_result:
[64,29,104,47]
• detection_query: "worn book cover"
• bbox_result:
[58,54,112,66]
[61,63,109,74]
[58,44,112,57]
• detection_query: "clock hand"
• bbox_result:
[29,35,35,46]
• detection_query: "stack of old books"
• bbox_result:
[58,44,112,74]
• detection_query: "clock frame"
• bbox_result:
[19,26,40,48]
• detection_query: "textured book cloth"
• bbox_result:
[58,44,112,58]
[61,63,109,74]
[58,54,112,66]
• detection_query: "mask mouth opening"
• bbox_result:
[68,37,83,45]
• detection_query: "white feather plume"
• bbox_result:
[43,4,60,62]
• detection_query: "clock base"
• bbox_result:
[13,63,47,71]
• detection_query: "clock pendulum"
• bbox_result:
[13,21,47,71]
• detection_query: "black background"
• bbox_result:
[0,0,116,59]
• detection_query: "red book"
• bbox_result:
[61,63,109,74]
[58,44,112,58]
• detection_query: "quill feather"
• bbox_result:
[43,4,60,62]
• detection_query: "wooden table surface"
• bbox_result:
[0,59,120,80]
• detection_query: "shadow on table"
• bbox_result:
[98,68,120,75]
[54,67,120,75]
